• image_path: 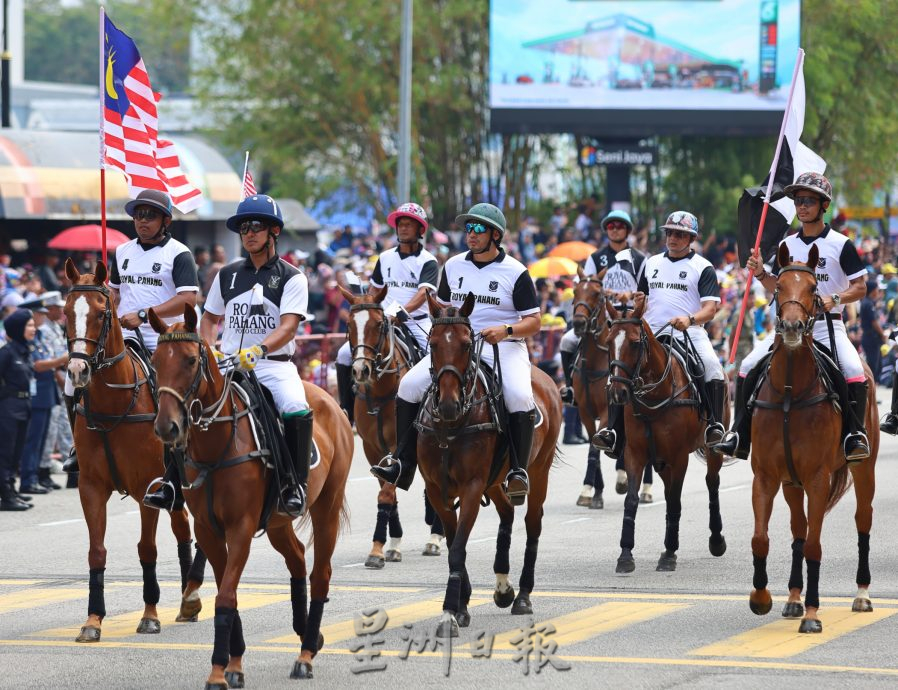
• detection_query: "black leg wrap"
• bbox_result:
[140,560,160,605]
[584,447,598,487]
[301,599,325,654]
[461,570,473,608]
[388,503,403,539]
[519,537,539,595]
[88,568,106,619]
[706,476,722,535]
[177,541,193,592]
[291,577,308,637]
[373,503,391,545]
[664,513,681,553]
[212,607,237,668]
[424,492,436,526]
[788,539,805,592]
[805,559,821,610]
[443,572,462,613]
[230,610,246,659]
[857,532,871,586]
[431,517,445,536]
[621,501,637,550]
[493,523,512,575]
[642,462,653,484]
[188,545,207,586]
[752,555,768,591]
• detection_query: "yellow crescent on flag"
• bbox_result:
[105,46,118,100]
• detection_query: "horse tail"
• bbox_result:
[825,463,853,515]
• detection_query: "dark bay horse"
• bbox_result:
[339,285,444,567]
[150,306,352,685]
[420,292,561,636]
[605,294,728,573]
[749,244,877,633]
[63,259,205,643]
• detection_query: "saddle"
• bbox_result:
[655,333,704,412]
[394,318,426,365]
[124,336,158,402]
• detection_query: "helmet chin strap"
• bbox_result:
[250,230,277,257]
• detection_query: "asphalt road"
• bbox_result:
[2,395,898,689]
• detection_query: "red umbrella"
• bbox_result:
[47,225,131,252]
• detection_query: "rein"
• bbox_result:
[67,284,126,372]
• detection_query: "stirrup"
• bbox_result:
[504,469,529,506]
[591,428,616,452]
[844,432,870,464]
[142,478,176,512]
[704,422,726,446]
[370,455,402,484]
[279,484,307,518]
[560,387,575,406]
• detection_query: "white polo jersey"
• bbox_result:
[436,249,539,333]
[637,250,720,331]
[772,225,866,315]
[108,234,198,350]
[370,246,439,320]
[204,255,308,357]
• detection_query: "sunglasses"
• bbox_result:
[239,220,270,235]
[665,229,692,240]
[793,196,819,208]
[605,221,629,230]
[134,208,162,221]
[465,222,490,235]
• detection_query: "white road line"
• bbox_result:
[340,562,367,568]
[468,537,494,544]
[641,501,667,508]
[562,517,593,525]
[720,484,751,493]
[38,518,83,527]
[349,477,374,483]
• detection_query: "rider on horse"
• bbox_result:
[712,172,871,463]
[335,202,438,421]
[370,203,542,505]
[199,194,313,517]
[593,211,727,458]
[560,210,645,405]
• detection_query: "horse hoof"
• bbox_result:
[224,671,245,689]
[798,618,823,634]
[290,660,313,679]
[656,553,677,572]
[708,534,727,557]
[615,557,635,574]
[494,587,516,609]
[782,601,804,618]
[422,543,441,556]
[511,594,533,616]
[135,617,161,634]
[75,625,101,643]
[364,555,385,569]
[176,596,202,622]
[749,590,772,616]
[204,683,229,690]
[384,549,402,563]
[436,614,459,638]
[576,495,592,507]
[456,609,471,628]
[639,492,652,504]
[852,597,873,613]
[615,480,627,495]
[589,495,604,510]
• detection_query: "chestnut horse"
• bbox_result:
[419,292,561,636]
[605,294,728,573]
[149,306,352,686]
[63,260,205,643]
[748,244,877,633]
[339,285,444,567]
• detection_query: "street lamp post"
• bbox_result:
[397,0,412,203]
[1,0,10,128]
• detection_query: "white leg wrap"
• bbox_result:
[495,573,512,593]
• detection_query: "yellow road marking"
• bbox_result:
[0,580,45,586]
[103,581,424,594]
[690,607,898,658]
[0,589,84,615]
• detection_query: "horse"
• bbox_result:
[339,285,445,567]
[748,244,878,633]
[418,292,561,636]
[63,259,205,643]
[149,305,352,685]
[605,293,728,573]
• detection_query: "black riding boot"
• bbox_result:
[592,403,625,459]
[505,410,536,506]
[844,381,871,463]
[704,379,727,446]
[280,411,313,518]
[711,377,751,459]
[370,399,420,491]
[142,447,186,512]
[62,394,79,474]
[880,371,898,435]
[560,350,576,406]
[336,363,355,426]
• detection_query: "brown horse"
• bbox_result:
[149,305,352,685]
[339,285,444,567]
[63,259,205,643]
[570,269,611,508]
[748,244,877,633]
[419,292,561,636]
[605,294,728,573]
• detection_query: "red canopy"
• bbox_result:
[47,225,131,252]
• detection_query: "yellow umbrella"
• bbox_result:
[528,256,579,278]
[549,241,595,262]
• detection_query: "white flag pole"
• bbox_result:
[99,6,108,266]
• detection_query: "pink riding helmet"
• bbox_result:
[387,202,429,232]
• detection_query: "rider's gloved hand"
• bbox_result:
[237,344,266,371]
[211,348,227,363]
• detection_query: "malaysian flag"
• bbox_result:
[243,169,257,199]
[102,13,203,213]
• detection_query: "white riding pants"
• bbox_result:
[253,359,309,414]
[666,326,724,382]
[560,328,580,354]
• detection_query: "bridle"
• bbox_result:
[67,284,125,372]
[348,302,404,378]
[427,314,487,422]
[774,264,822,338]
[572,277,608,343]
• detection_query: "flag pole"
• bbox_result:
[241,150,249,200]
[98,5,107,268]
[728,48,805,364]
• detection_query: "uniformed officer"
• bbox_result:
[712,172,871,462]
[593,211,727,458]
[36,292,71,490]
[200,194,313,517]
[335,202,439,421]
[0,310,38,511]
[371,203,541,506]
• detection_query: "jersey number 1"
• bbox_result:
[229,272,237,290]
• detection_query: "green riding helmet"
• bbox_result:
[455,203,507,237]
[601,210,634,232]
